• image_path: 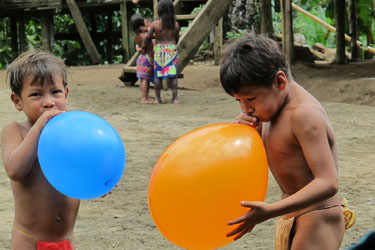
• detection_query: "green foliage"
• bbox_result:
[293,5,336,47]
[0,18,12,68]
[133,7,153,20]
[225,29,247,40]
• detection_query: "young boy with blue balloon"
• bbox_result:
[220,34,356,250]
[2,51,77,249]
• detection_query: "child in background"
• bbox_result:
[142,0,180,104]
[220,34,355,250]
[131,13,155,104]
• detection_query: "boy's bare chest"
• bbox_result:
[262,121,310,193]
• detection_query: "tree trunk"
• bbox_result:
[260,0,273,37]
[334,0,346,64]
[225,0,259,33]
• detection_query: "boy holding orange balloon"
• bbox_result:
[1,51,78,249]
[220,34,355,250]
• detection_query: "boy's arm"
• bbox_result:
[227,107,338,239]
[1,110,63,181]
[141,23,155,52]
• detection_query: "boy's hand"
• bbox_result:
[234,112,259,128]
[34,110,64,132]
[226,201,271,240]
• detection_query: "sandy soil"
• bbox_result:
[0,60,374,250]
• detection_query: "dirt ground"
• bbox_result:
[0,60,374,250]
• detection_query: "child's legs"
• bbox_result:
[154,77,163,103]
[170,77,178,103]
[139,78,151,103]
[291,206,345,250]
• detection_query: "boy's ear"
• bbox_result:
[10,93,23,111]
[275,71,287,90]
[65,87,69,104]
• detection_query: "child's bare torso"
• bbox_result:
[261,83,341,218]
[152,20,179,45]
[10,121,80,248]
[134,30,153,56]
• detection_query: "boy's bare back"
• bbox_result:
[134,31,153,57]
[150,19,179,45]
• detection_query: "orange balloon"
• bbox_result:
[148,123,268,250]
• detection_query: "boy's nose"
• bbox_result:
[240,102,254,113]
[42,97,55,108]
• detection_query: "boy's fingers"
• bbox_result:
[240,201,255,208]
[233,225,255,240]
[227,214,246,225]
[226,223,245,237]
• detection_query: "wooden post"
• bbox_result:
[260,0,273,37]
[107,10,113,64]
[120,0,129,62]
[41,13,54,52]
[281,0,293,64]
[19,16,26,53]
[153,0,158,19]
[10,17,18,59]
[334,0,346,64]
[90,14,99,49]
[66,0,102,64]
[213,18,223,65]
[349,0,360,61]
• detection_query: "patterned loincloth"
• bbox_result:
[136,54,154,79]
[154,44,178,79]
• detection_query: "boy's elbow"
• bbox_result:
[6,169,25,182]
[326,180,339,197]
[5,163,27,182]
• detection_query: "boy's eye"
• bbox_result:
[247,97,255,101]
[53,89,63,94]
[30,93,41,97]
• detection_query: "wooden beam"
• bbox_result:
[176,14,197,20]
[66,0,102,64]
[120,0,129,62]
[176,0,233,74]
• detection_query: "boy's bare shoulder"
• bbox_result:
[2,121,21,133]
[289,103,329,135]
[1,121,24,140]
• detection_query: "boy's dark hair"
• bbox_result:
[6,51,68,97]
[220,34,290,95]
[157,0,176,30]
[130,13,145,35]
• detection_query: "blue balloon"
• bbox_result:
[38,111,126,199]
